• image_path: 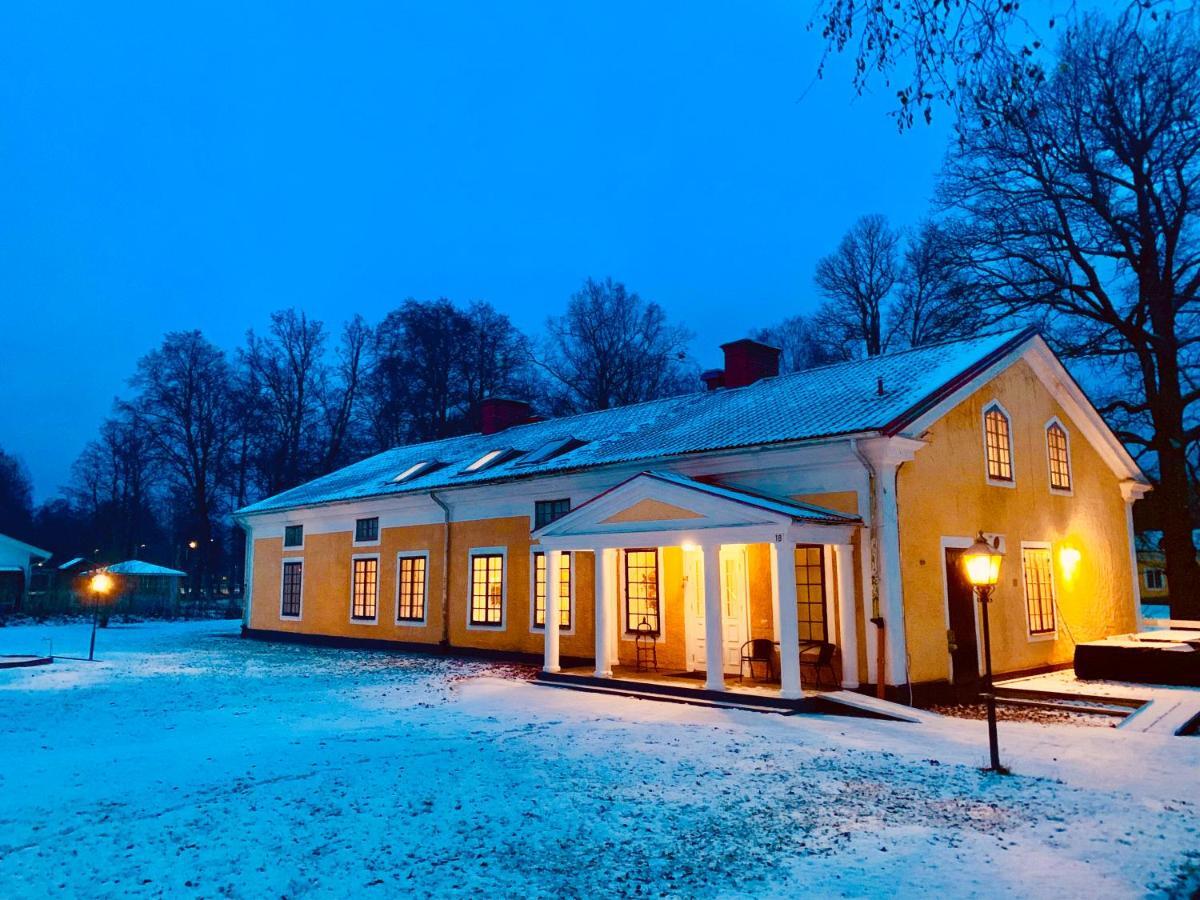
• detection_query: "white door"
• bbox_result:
[686,545,749,675]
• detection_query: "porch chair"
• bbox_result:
[799,641,838,690]
[738,639,776,683]
[634,620,658,672]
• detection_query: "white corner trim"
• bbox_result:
[466,546,508,630]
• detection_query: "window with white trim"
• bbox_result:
[984,405,1014,483]
[1046,422,1071,491]
[469,553,505,626]
[533,551,571,629]
[355,517,379,543]
[284,524,304,548]
[281,560,302,618]
[396,555,427,622]
[351,557,379,620]
[1022,547,1056,636]
[1144,568,1165,591]
[624,549,660,635]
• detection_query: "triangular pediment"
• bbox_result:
[601,498,704,524]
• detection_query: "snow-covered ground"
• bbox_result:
[1,621,1197,898]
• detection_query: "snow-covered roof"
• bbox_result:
[58,557,85,570]
[237,328,1042,516]
[105,561,187,577]
[0,533,51,559]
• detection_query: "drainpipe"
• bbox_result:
[852,439,887,700]
[430,491,452,651]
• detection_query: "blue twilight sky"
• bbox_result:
[0,1,955,501]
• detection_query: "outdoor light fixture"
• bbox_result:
[961,532,1007,774]
[1059,546,1082,580]
[87,571,114,662]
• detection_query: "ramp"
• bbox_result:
[817,690,938,723]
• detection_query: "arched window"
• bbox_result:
[983,405,1013,483]
[1046,422,1072,491]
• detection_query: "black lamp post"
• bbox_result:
[962,532,1007,774]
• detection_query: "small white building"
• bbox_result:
[0,533,52,612]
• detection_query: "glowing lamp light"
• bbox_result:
[962,532,1004,590]
[89,572,115,595]
[187,540,199,550]
[1059,546,1082,580]
[680,542,699,553]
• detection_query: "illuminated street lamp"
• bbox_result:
[962,532,1007,774]
[87,571,114,662]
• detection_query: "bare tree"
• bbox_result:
[539,277,694,412]
[0,446,34,540]
[131,331,236,593]
[813,214,900,358]
[751,315,842,374]
[457,301,537,429]
[891,220,986,348]
[940,10,1200,617]
[318,314,372,474]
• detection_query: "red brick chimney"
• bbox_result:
[479,398,533,435]
[720,339,781,389]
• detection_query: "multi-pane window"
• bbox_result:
[284,524,304,548]
[1145,568,1165,591]
[533,551,572,629]
[469,554,505,626]
[624,549,659,635]
[534,499,571,530]
[1047,423,1071,491]
[281,560,302,618]
[795,545,826,642]
[984,405,1014,482]
[1022,547,1056,636]
[355,517,380,543]
[351,557,379,620]
[396,555,427,622]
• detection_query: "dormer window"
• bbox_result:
[462,448,514,474]
[983,403,1014,485]
[392,460,440,484]
[517,436,586,467]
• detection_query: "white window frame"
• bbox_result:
[1020,541,1058,642]
[466,547,507,631]
[349,553,380,624]
[279,557,304,621]
[529,549,575,634]
[1044,416,1074,497]
[395,551,430,626]
[282,523,305,549]
[353,516,382,547]
[982,400,1016,489]
[1144,567,1166,591]
[619,547,666,644]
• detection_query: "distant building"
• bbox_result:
[103,561,187,614]
[1133,530,1200,608]
[0,533,52,613]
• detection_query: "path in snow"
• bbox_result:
[0,620,1197,898]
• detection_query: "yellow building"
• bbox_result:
[235,328,1149,699]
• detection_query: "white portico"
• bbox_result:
[532,471,861,700]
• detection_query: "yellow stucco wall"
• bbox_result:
[897,359,1136,683]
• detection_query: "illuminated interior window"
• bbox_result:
[984,405,1014,482]
[351,557,378,620]
[396,555,426,622]
[469,553,505,626]
[794,545,826,642]
[533,551,571,629]
[1022,547,1056,635]
[1046,423,1071,491]
[624,549,659,635]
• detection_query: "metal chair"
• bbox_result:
[800,641,838,689]
[739,639,776,682]
[634,620,658,672]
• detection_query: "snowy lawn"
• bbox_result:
[1,621,1198,898]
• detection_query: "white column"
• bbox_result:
[543,549,562,673]
[595,548,615,677]
[700,543,725,691]
[835,543,859,689]
[1121,481,1149,632]
[770,541,803,699]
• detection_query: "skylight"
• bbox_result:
[516,436,586,467]
[461,448,512,474]
[391,460,440,484]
